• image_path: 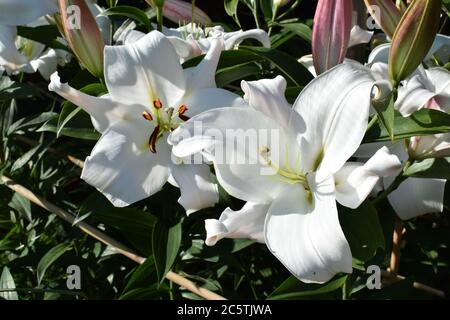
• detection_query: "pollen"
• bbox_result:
[178,104,190,121]
[153,99,163,109]
[142,111,153,121]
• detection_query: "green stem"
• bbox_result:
[268,5,279,37]
[366,114,379,132]
[156,5,163,32]
[252,0,261,29]
[278,0,302,20]
[191,0,196,26]
[373,159,412,205]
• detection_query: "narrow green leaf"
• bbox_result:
[216,62,260,87]
[404,157,450,179]
[364,109,450,143]
[152,220,182,285]
[0,267,18,300]
[239,46,314,86]
[9,193,32,222]
[38,115,100,140]
[101,6,153,32]
[224,0,241,27]
[37,243,71,285]
[279,22,312,42]
[268,275,348,300]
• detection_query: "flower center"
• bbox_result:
[259,146,310,190]
[142,99,190,153]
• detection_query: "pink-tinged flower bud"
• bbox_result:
[364,0,402,38]
[57,0,105,78]
[146,0,212,26]
[312,0,353,75]
[388,0,442,86]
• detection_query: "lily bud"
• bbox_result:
[146,0,212,26]
[312,0,353,75]
[57,0,105,78]
[364,0,402,38]
[388,0,442,86]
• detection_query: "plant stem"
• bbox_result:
[156,5,163,32]
[389,216,404,276]
[191,0,196,26]
[268,5,279,37]
[366,114,379,132]
[278,0,302,20]
[252,0,261,29]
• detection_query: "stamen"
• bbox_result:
[149,125,160,153]
[142,111,153,121]
[153,99,163,109]
[178,104,190,121]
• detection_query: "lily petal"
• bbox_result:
[170,106,287,203]
[222,29,271,50]
[104,31,186,108]
[241,76,292,128]
[170,163,219,215]
[30,49,58,80]
[387,178,446,220]
[182,87,245,116]
[0,0,58,26]
[205,202,269,246]
[265,172,352,283]
[348,25,374,47]
[293,62,375,174]
[48,72,140,133]
[335,146,402,208]
[0,25,31,73]
[81,120,171,207]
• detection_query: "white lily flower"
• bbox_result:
[170,63,401,283]
[48,31,244,214]
[355,141,446,220]
[119,23,271,63]
[0,18,69,79]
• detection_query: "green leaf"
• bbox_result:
[119,284,169,300]
[216,62,260,87]
[239,46,314,86]
[38,115,100,140]
[404,157,450,179]
[364,109,450,143]
[152,220,182,285]
[56,83,106,138]
[0,266,18,300]
[101,6,153,32]
[37,243,71,285]
[279,22,312,42]
[9,193,32,222]
[123,257,157,293]
[224,0,241,27]
[0,80,41,101]
[373,93,395,141]
[339,201,385,262]
[268,275,348,300]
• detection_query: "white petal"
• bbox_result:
[0,25,31,73]
[293,62,375,173]
[241,76,292,128]
[387,178,446,220]
[170,106,287,203]
[168,37,202,62]
[425,34,450,64]
[349,25,373,48]
[30,49,58,80]
[48,72,141,133]
[335,147,402,208]
[368,44,390,64]
[81,120,171,207]
[410,134,450,159]
[0,0,58,26]
[104,31,186,108]
[170,163,219,215]
[265,172,352,283]
[205,202,269,246]
[370,62,389,81]
[117,29,145,45]
[184,35,224,90]
[182,87,245,116]
[223,29,271,50]
[298,54,317,77]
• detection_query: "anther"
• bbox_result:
[178,104,190,121]
[142,111,153,121]
[153,99,163,109]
